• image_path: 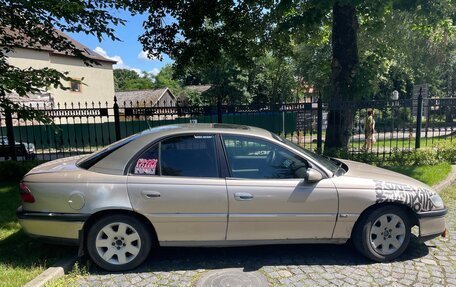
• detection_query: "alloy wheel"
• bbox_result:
[369,213,406,256]
[95,222,141,265]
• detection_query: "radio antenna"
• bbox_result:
[145,117,152,130]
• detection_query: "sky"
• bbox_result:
[67,10,173,76]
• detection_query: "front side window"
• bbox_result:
[222,135,308,179]
[161,135,218,177]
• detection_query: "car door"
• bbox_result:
[127,134,228,243]
[222,135,338,241]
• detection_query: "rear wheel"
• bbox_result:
[353,206,411,262]
[87,214,152,271]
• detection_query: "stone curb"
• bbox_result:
[433,164,456,192]
[23,254,77,287]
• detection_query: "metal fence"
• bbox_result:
[0,95,455,162]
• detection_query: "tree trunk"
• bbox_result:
[324,2,359,152]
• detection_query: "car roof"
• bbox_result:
[88,123,275,175]
[136,123,273,138]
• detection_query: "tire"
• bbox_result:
[353,206,411,262]
[87,214,152,271]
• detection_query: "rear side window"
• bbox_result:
[133,144,159,175]
[130,135,219,178]
[78,134,140,170]
[161,135,219,177]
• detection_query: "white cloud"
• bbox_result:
[93,46,108,56]
[94,46,141,74]
[150,68,160,76]
[131,68,142,74]
[94,47,122,64]
[138,50,158,61]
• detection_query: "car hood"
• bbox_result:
[339,159,433,191]
[26,155,85,175]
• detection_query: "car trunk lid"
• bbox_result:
[26,155,85,175]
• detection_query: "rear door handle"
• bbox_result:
[142,191,161,198]
[234,192,254,201]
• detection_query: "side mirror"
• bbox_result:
[305,168,323,183]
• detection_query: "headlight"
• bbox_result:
[430,194,444,209]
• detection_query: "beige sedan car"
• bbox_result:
[17,124,447,271]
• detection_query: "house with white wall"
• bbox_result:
[5,29,116,108]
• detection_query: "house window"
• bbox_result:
[70,80,81,92]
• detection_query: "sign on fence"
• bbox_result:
[413,84,429,117]
[296,111,315,131]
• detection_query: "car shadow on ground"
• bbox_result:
[84,235,430,275]
[0,230,76,269]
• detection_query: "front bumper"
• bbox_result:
[17,206,89,244]
[416,208,447,242]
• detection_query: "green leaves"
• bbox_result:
[114,69,153,92]
[0,0,132,116]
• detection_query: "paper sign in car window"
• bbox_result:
[135,159,158,175]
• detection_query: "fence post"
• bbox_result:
[4,108,16,161]
[415,89,423,149]
[217,94,222,123]
[113,96,121,141]
[317,96,323,154]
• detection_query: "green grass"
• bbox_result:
[385,162,452,186]
[45,262,88,287]
[349,134,455,150]
[0,182,74,287]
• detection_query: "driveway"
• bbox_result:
[77,206,456,287]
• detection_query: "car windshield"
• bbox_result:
[274,135,344,176]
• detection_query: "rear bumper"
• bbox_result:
[416,208,447,242]
[17,206,89,242]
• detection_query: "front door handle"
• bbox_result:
[142,191,161,198]
[234,192,254,201]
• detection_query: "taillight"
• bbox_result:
[19,182,35,203]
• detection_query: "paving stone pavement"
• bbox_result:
[77,200,456,287]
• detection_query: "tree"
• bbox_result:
[114,69,140,91]
[123,77,154,91]
[324,2,359,150]
[0,0,132,120]
[3,0,454,150]
[113,69,154,91]
[248,53,299,105]
[292,22,332,100]
[136,0,455,151]
[153,65,183,95]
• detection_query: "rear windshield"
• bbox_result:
[77,134,140,169]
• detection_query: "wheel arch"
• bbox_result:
[81,209,159,254]
[351,202,419,239]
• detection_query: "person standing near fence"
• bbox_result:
[363,108,376,151]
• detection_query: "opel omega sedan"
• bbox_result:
[17,124,447,271]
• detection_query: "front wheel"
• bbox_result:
[87,214,152,271]
[353,206,411,262]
